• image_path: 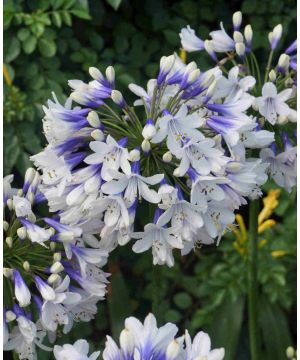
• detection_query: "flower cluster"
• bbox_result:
[3,169,109,360]
[53,313,225,360]
[31,14,296,267]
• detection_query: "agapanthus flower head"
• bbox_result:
[3,173,109,359]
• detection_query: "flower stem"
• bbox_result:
[264,50,274,83]
[247,199,260,360]
[152,264,162,325]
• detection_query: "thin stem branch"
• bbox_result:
[247,199,260,360]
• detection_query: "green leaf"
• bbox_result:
[52,12,62,27]
[207,296,245,360]
[70,8,91,20]
[107,268,132,339]
[106,0,122,11]
[38,38,57,57]
[4,135,20,174]
[17,28,31,42]
[173,292,192,309]
[4,37,21,63]
[258,296,293,360]
[61,11,72,26]
[22,35,37,54]
[164,309,182,323]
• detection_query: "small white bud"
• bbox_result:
[120,329,135,353]
[286,346,295,358]
[7,199,14,210]
[27,213,36,223]
[6,237,13,248]
[226,162,242,172]
[244,25,253,45]
[3,221,9,232]
[206,79,217,98]
[277,115,288,125]
[233,11,242,30]
[50,261,64,274]
[268,69,277,82]
[17,189,23,196]
[235,42,246,57]
[142,119,156,140]
[111,90,125,108]
[57,231,74,242]
[204,40,216,60]
[17,227,27,240]
[278,53,290,72]
[272,24,283,41]
[187,69,200,84]
[233,31,244,43]
[23,261,30,271]
[162,151,172,163]
[47,273,60,285]
[141,139,151,152]
[91,129,105,141]
[3,268,13,279]
[185,61,197,72]
[166,340,181,360]
[53,252,62,262]
[202,71,215,88]
[128,149,140,162]
[87,111,101,128]
[268,32,273,45]
[89,67,103,81]
[160,54,176,74]
[105,66,115,84]
[6,310,16,322]
[27,192,35,204]
[24,168,36,186]
[173,168,181,177]
[50,241,56,251]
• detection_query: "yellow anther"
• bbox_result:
[258,189,281,224]
[179,48,187,64]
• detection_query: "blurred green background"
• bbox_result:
[4,1,296,359]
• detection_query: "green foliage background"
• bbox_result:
[3,1,296,359]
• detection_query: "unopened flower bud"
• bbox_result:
[270,24,283,49]
[111,90,126,108]
[286,346,295,358]
[91,129,105,141]
[204,40,217,62]
[3,268,13,279]
[7,199,14,210]
[206,79,217,98]
[27,192,35,204]
[244,24,253,46]
[233,31,244,43]
[105,66,115,84]
[50,261,64,274]
[277,115,288,125]
[163,151,172,163]
[141,139,151,153]
[160,54,176,74]
[120,329,135,353]
[278,54,290,73]
[27,213,36,223]
[3,221,9,232]
[50,241,56,251]
[235,42,246,58]
[89,67,103,82]
[17,189,23,196]
[6,310,16,322]
[187,69,200,84]
[268,69,277,82]
[6,237,13,248]
[17,227,27,240]
[87,111,101,128]
[23,261,30,271]
[142,119,156,140]
[53,252,62,262]
[166,340,181,359]
[47,273,60,285]
[57,231,74,242]
[173,168,181,177]
[128,149,140,162]
[233,11,242,30]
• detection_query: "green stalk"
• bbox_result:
[152,264,162,325]
[247,199,260,360]
[264,50,274,83]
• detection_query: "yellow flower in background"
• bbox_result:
[179,48,187,64]
[3,64,12,86]
[231,189,285,257]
